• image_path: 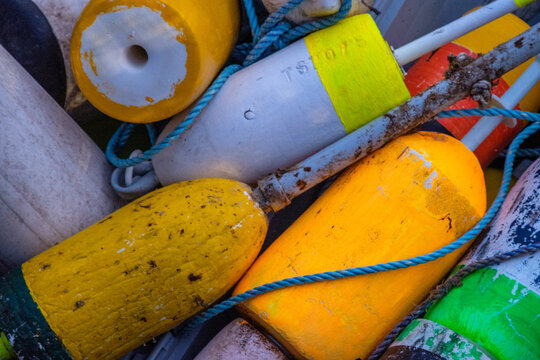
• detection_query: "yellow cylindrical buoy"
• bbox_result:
[70,0,240,123]
[0,179,267,359]
[233,132,486,360]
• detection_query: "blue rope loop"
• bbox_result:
[106,0,352,168]
[179,108,540,334]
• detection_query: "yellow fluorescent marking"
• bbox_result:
[305,14,410,133]
[22,179,268,360]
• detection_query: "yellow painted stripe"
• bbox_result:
[305,15,410,133]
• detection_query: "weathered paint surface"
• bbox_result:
[381,319,495,360]
[0,45,123,272]
[79,6,188,107]
[406,12,540,167]
[71,0,239,122]
[236,132,486,360]
[194,318,287,360]
[424,158,540,360]
[0,267,71,359]
[405,42,519,168]
[16,179,267,359]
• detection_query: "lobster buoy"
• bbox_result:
[0,45,123,274]
[261,0,374,24]
[381,158,540,360]
[152,0,528,186]
[0,179,268,359]
[70,0,240,123]
[153,13,409,184]
[0,0,66,106]
[406,12,540,167]
[194,131,486,360]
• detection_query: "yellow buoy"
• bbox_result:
[70,0,239,123]
[234,132,486,360]
[0,179,267,359]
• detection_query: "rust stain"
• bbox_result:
[88,51,98,77]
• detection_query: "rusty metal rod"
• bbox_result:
[253,23,540,213]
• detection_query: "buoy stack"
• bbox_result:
[0,0,538,359]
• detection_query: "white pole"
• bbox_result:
[461,55,540,151]
[393,0,527,66]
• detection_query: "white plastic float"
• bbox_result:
[0,45,123,273]
[151,0,533,186]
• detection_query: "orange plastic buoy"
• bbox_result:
[233,132,486,360]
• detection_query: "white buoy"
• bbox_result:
[0,45,123,273]
[194,319,287,360]
[152,0,529,186]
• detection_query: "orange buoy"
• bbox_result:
[222,132,486,360]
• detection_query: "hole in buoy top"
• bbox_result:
[126,45,149,67]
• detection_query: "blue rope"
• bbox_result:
[180,108,540,333]
[106,0,352,168]
[438,108,540,159]
[243,0,261,39]
[500,148,540,158]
